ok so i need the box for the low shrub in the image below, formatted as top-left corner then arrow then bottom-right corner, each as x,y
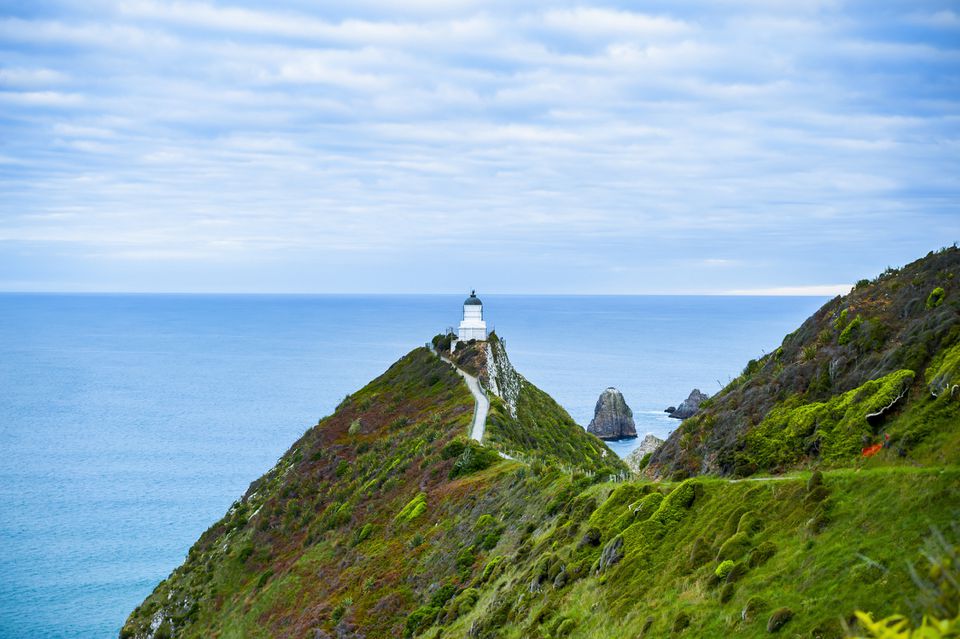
395,493 -> 427,523
809,617 -> 844,639
839,315 -> 863,345
481,556 -> 504,583
715,560 -> 735,580
737,511 -> 764,536
404,605 -> 439,638
720,582 -> 735,603
741,597 -> 768,623
578,527 -> 601,549
352,523 -> 374,546
449,441 -> 500,479
555,618 -> 577,637
767,607 -> 794,632
456,545 -> 476,573
673,611 -> 691,633
717,532 -> 752,561
726,561 -> 748,583
256,570 -> 273,589
429,584 -> 457,608
748,541 -> 777,568
927,287 -> 946,309
689,537 -> 712,568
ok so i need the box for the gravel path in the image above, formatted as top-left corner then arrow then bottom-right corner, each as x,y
428,343 -> 489,443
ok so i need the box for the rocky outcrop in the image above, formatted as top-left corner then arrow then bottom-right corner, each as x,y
587,388 -> 637,440
624,434 -> 665,472
487,333 -> 521,417
666,389 -> 708,420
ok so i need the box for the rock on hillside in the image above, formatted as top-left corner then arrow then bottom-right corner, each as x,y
666,389 -> 709,420
648,246 -> 960,478
588,388 -> 638,440
625,434 -> 665,472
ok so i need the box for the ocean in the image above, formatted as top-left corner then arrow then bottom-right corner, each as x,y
0,293 -> 828,638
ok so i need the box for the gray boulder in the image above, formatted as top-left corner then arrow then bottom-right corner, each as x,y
667,389 -> 709,420
587,387 -> 637,440
624,434 -> 665,472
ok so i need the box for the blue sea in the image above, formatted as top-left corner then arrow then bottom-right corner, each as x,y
0,293 -> 828,638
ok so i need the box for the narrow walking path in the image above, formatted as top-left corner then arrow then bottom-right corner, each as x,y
427,343 -> 489,443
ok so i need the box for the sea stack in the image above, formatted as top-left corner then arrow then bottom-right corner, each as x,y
587,387 -> 637,440
666,388 -> 709,420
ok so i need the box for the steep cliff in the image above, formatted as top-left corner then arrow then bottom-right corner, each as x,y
648,246 -> 960,478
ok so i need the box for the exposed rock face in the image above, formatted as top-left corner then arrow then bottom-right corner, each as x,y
587,387 -> 637,440
487,334 -> 521,418
624,434 -> 665,472
667,389 -> 709,420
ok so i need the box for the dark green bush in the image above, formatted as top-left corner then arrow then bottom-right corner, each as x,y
578,527 -> 601,549
809,617 -> 844,638
449,441 -> 500,479
555,618 -> 577,637
441,438 -> 466,459
404,605 -> 439,638
741,597 -> 768,623
429,583 -> 457,608
767,607 -> 794,632
456,545 -> 476,573
748,541 -> 777,568
717,532 -> 752,561
737,511 -> 764,535
725,561 -> 748,583
256,570 -> 273,589
689,537 -> 712,568
720,582 -> 735,603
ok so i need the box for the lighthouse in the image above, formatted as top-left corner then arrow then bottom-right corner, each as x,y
457,290 -> 488,342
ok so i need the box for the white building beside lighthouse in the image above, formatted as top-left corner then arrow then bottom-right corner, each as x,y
457,290 -> 487,341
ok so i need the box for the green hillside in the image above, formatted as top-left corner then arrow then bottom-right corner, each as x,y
649,245 -> 960,479
123,248 -> 960,639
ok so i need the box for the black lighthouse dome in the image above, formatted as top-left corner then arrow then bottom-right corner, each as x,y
464,290 -> 482,306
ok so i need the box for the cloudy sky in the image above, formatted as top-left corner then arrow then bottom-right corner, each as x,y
1,1 -> 958,293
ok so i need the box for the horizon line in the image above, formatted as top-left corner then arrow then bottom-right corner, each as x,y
0,287 -> 848,298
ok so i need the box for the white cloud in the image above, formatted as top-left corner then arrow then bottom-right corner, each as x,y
0,67 -> 68,87
0,90 -> 84,106
539,8 -> 691,39
0,0 -> 957,292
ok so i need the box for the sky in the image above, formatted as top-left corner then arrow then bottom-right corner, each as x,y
0,1 -> 958,294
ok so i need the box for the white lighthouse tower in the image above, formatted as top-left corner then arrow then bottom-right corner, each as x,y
457,290 -> 487,342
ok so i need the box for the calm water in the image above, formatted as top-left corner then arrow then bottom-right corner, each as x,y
0,293 -> 827,638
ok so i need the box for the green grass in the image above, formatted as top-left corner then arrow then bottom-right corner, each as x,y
443,467 -> 960,639
122,309 -> 960,639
